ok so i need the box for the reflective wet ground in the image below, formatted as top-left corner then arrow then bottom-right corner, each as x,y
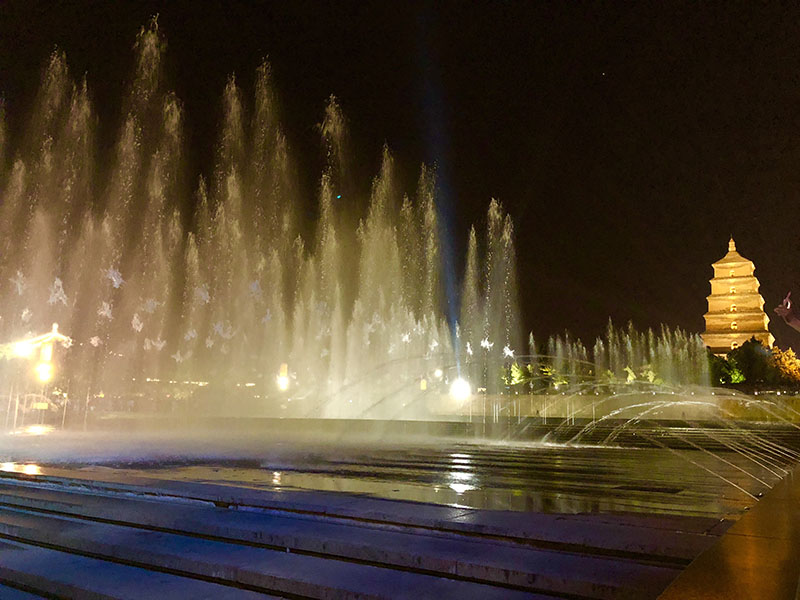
1,426 -> 795,599
133,445 -> 785,518
45,442 -> 793,519
1,425 -> 795,520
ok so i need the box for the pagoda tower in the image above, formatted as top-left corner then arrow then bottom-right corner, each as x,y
702,238 -> 774,355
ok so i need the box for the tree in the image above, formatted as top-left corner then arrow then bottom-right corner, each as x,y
726,337 -> 780,385
770,346 -> 800,385
708,350 -> 745,385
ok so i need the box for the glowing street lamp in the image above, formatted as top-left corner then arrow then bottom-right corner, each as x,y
276,362 -> 290,391
13,341 -> 35,358
449,378 -> 472,402
5,323 -> 70,384
35,361 -> 53,383
2,324 -> 70,431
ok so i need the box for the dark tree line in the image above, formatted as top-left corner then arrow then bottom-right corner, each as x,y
709,337 -> 800,390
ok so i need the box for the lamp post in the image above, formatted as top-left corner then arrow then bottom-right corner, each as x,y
4,323 -> 71,431
276,362 -> 290,391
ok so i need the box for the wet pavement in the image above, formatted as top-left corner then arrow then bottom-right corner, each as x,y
0,426 -> 798,598
96,444 -> 778,519
660,463 -> 800,599
1,432 -> 792,520
0,465 -> 710,599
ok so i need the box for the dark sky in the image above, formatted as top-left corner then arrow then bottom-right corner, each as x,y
2,1 -> 800,347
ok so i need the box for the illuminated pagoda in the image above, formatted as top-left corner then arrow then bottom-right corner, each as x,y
702,238 -> 774,355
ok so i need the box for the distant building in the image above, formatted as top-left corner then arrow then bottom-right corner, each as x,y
702,238 -> 774,355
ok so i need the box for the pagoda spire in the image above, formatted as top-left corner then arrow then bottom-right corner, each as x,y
729,236 -> 736,252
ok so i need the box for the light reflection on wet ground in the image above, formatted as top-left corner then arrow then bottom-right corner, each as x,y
1,424 -> 795,520
0,462 -> 41,475
70,443 -> 786,519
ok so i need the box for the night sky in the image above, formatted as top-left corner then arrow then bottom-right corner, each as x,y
3,1 -> 800,347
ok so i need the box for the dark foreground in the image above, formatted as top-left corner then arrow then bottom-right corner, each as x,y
0,422 -> 796,598
0,464 -> 727,599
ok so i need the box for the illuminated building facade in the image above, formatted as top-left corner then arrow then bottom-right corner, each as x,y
702,238 -> 774,355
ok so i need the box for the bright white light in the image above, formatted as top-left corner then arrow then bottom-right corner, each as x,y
35,362 -> 53,383
449,483 -> 476,494
449,378 -> 471,402
0,463 -> 42,475
433,368 -> 443,379
14,341 -> 34,358
276,374 -> 290,391
22,464 -> 41,476
23,424 -> 53,436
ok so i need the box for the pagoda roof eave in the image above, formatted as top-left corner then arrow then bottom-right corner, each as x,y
711,248 -> 755,266
705,294 -> 764,301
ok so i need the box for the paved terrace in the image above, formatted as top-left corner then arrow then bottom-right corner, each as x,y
0,465 -> 731,599
660,462 -> 800,599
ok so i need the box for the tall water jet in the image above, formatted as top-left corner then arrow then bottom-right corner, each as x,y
0,19 -> 529,421
0,19 -> 717,426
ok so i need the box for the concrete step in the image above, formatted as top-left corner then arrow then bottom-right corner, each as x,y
0,583 -> 48,599
0,479 -> 680,599
0,538 -> 268,599
0,467 -> 726,561
0,506 -> 551,600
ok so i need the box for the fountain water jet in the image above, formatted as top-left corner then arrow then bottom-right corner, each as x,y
0,20 -> 524,421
